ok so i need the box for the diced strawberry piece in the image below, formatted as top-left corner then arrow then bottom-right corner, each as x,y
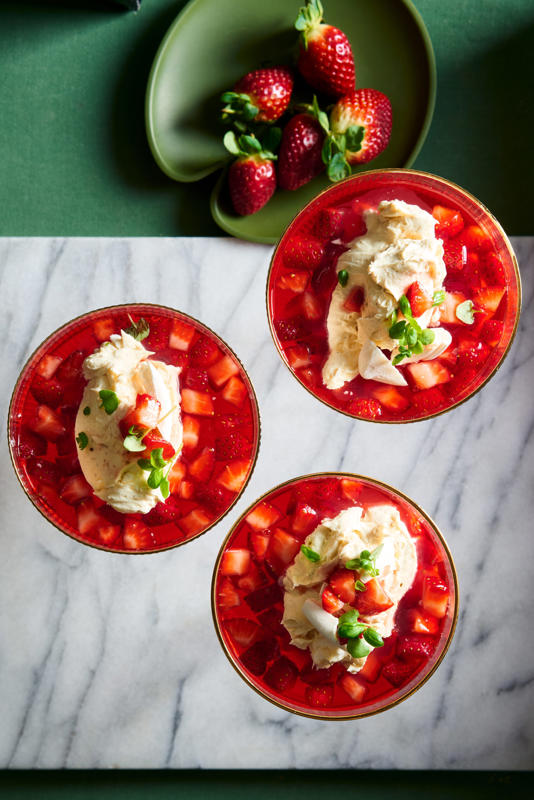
300,291 -> 322,321
195,484 -> 229,514
169,319 -> 197,351
371,386 -> 410,411
269,528 -> 300,565
480,319 -> 504,347
301,663 -> 344,686
142,430 -> 176,460
238,562 -> 265,594
291,502 -> 318,536
322,587 -> 345,614
220,548 -> 251,576
411,387 -> 445,414
224,618 -> 260,648
439,291 -> 468,324
431,205 -> 464,239
178,479 -> 194,499
179,508 -> 211,536
480,252 -> 506,287
339,673 -> 366,703
26,457 -> 60,487
121,393 -> 161,435
406,281 -> 432,317
329,568 -> 356,604
250,530 -> 270,561
30,377 -> 63,406
59,474 -> 92,505
240,638 -> 278,676
17,427 -> 47,458
93,318 -> 114,342
56,351 -> 85,384
36,354 -> 63,379
182,415 -> 200,452
184,368 -> 209,391
438,346 -> 458,368
348,397 -> 383,419
98,523 -> 121,546
246,502 -> 281,531
181,388 -> 214,416
354,578 -> 394,615
282,236 -> 324,271
443,240 -> 468,274
286,344 -> 312,370
456,336 -> 490,368
215,431 -> 251,460
340,478 -> 363,502
357,652 -> 382,682
382,659 -> 420,687
405,361 -> 450,391
274,317 -> 307,343
245,582 -> 282,612
29,405 -> 66,441
56,452 -> 80,475
277,271 -> 309,293
188,446 -> 215,482
406,608 -> 439,635
305,684 -> 334,708
316,206 -> 345,238
342,286 -> 364,313
216,459 -> 251,493
473,286 -> 506,313
208,355 -> 239,388
299,365 -> 320,386
258,608 -> 282,633
189,335 -> 220,367
77,500 -> 104,535
123,517 -> 156,550
264,656 -> 298,692
397,634 -> 436,660
217,577 -> 240,610
421,574 -> 449,618
222,376 -> 247,407
145,495 -> 182,525
461,224 -> 492,252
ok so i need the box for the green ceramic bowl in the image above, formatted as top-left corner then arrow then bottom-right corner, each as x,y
145,0 -> 436,243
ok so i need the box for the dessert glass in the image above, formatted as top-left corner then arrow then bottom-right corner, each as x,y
8,303 -> 260,554
212,472 -> 458,720
267,169 -> 521,422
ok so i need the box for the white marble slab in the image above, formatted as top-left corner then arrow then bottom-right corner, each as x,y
0,236 -> 532,770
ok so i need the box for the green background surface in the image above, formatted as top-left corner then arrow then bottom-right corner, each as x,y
0,0 -> 533,236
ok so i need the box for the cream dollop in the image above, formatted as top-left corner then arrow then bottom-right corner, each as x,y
322,199 -> 452,389
282,505 -> 417,673
74,331 -> 182,514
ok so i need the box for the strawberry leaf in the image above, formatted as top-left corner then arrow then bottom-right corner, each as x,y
327,152 -> 351,182
345,125 -> 364,152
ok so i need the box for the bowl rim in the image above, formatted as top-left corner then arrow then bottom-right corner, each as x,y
8,302 -> 261,556
266,167 -> 522,424
211,470 -> 459,721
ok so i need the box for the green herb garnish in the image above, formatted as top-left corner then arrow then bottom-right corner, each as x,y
456,299 -> 477,325
301,545 -> 320,563
363,628 -> 384,648
337,269 -> 349,288
99,389 -> 119,415
123,426 -> 148,452
432,289 -> 446,307
355,579 -> 366,592
347,637 -> 371,659
346,544 -> 383,578
337,609 -> 363,639
83,406 -> 91,416
389,295 -> 435,365
124,316 -> 150,341
76,432 -> 88,450
137,448 -> 172,493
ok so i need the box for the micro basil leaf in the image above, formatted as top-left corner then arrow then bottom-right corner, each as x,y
99,389 -> 119,415
456,299 -> 476,324
337,269 -> 349,287
412,340 -> 424,355
137,459 -> 153,471
123,435 -> 146,453
76,432 -> 88,450
147,468 -> 164,490
406,326 -> 418,347
150,448 -> 166,469
347,637 -> 371,659
159,477 -> 170,500
363,628 -> 384,648
389,320 -> 407,339
336,609 -> 361,639
300,545 -> 320,563
432,289 -> 446,307
355,580 -> 367,592
124,317 -> 150,342
83,406 -> 91,416
399,295 -> 411,317
420,329 -> 435,346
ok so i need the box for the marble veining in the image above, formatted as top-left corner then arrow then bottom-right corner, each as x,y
0,237 -> 533,769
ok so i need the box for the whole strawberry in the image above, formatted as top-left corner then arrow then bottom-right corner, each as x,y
224,132 -> 277,215
278,99 -> 328,191
330,88 -> 392,166
295,0 -> 355,98
221,67 -> 293,127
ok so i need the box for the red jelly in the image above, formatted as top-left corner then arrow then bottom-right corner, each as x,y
9,304 -> 260,553
268,170 -> 520,422
213,473 -> 457,719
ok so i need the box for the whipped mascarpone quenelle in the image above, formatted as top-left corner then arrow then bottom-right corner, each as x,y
74,331 -> 182,515
322,199 -> 452,389
282,505 -> 417,673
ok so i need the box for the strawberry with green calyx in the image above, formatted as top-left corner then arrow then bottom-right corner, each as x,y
329,88 -> 392,170
221,67 -> 294,130
277,96 -> 328,190
295,0 -> 355,98
224,131 -> 277,216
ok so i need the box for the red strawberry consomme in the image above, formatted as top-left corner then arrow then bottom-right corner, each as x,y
212,473 -> 457,720
8,304 -> 260,553
267,170 -> 520,422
